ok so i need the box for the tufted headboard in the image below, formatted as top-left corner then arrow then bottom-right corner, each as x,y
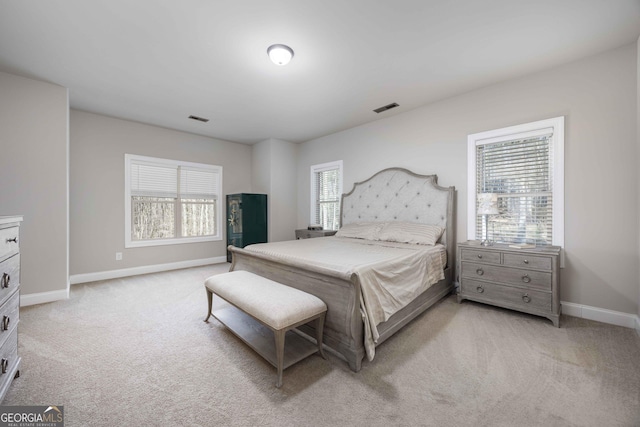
340,167 -> 455,268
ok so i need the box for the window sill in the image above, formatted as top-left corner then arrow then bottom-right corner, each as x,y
125,235 -> 222,248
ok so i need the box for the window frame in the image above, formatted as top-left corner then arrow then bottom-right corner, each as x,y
467,117 -> 564,247
125,154 -> 223,248
309,160 -> 343,231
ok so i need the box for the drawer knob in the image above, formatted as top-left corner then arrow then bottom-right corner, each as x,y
476,286 -> 484,294
476,268 -> 484,276
1,358 -> 8,374
523,259 -> 529,264
522,294 -> 531,303
477,254 -> 482,259
5,237 -> 17,244
1,273 -> 9,289
2,316 -> 9,331
522,274 -> 531,283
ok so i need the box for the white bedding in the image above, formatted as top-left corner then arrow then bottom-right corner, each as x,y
244,236 -> 446,360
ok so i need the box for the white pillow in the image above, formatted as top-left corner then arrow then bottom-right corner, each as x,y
335,222 -> 384,240
377,222 -> 444,246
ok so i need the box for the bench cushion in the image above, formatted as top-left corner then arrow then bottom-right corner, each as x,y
205,271 -> 327,330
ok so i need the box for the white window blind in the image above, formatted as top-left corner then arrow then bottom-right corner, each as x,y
131,162 -> 219,200
179,167 -> 220,200
130,161 -> 178,198
310,161 -> 343,231
476,133 -> 553,245
468,117 -> 564,248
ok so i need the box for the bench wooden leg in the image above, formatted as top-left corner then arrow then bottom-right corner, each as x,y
204,289 -> 213,323
316,313 -> 326,359
274,329 -> 286,388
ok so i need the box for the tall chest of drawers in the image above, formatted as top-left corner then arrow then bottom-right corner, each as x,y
457,241 -> 561,327
0,216 -> 22,401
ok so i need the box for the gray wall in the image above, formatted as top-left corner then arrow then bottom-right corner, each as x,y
0,71 -> 69,297
70,110 -> 252,275
251,138 -> 298,242
297,43 -> 638,315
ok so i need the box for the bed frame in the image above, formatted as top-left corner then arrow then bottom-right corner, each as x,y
229,168 -> 455,372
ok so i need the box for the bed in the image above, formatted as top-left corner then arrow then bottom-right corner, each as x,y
228,167 -> 455,372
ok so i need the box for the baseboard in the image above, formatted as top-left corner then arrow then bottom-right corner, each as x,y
21,286 -> 70,307
69,256 -> 227,285
561,301 -> 640,330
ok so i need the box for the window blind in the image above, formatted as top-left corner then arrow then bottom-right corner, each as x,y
476,133 -> 554,245
314,168 -> 341,230
130,161 -> 178,198
130,162 -> 220,200
179,167 -> 219,200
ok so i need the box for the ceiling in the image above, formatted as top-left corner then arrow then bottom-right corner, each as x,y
1,1 -> 639,145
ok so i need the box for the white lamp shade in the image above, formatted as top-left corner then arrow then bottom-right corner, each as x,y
477,193 -> 499,215
267,44 -> 294,66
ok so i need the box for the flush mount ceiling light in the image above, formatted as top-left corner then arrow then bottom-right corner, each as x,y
267,44 -> 294,66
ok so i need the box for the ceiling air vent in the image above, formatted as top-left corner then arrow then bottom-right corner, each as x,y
373,102 -> 399,114
188,115 -> 209,123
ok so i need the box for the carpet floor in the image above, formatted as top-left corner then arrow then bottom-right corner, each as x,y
5,264 -> 640,426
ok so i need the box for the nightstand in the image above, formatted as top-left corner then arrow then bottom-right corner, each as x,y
295,229 -> 337,239
457,241 -> 561,327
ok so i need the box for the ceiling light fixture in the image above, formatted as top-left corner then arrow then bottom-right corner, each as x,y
267,44 -> 294,66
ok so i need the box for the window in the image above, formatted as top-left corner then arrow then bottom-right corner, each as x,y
125,154 -> 222,247
467,117 -> 564,247
310,160 -> 343,231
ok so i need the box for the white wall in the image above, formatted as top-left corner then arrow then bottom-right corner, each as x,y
637,36 -> 640,326
298,43 -> 638,315
0,71 -> 69,301
251,138 -> 298,242
251,140 -> 271,196
70,110 -> 252,275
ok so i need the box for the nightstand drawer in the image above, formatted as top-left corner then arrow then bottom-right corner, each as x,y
462,261 -> 552,291
460,248 -> 500,264
296,230 -> 315,239
461,280 -> 552,313
295,229 -> 337,239
503,253 -> 552,271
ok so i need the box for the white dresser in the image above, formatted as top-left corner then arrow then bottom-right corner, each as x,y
0,216 -> 22,401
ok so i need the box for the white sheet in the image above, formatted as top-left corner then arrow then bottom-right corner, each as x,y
244,236 -> 446,360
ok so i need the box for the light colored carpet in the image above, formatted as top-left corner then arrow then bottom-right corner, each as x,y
5,264 -> 640,426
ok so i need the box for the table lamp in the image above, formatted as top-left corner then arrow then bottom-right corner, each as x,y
477,193 -> 499,246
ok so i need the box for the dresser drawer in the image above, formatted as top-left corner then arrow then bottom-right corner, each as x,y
462,261 -> 552,291
460,248 -> 500,264
0,328 -> 17,384
0,255 -> 19,307
503,253 -> 552,271
0,291 -> 19,348
461,279 -> 552,313
0,227 -> 19,263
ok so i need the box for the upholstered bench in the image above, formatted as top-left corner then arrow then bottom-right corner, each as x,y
204,270 -> 327,388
